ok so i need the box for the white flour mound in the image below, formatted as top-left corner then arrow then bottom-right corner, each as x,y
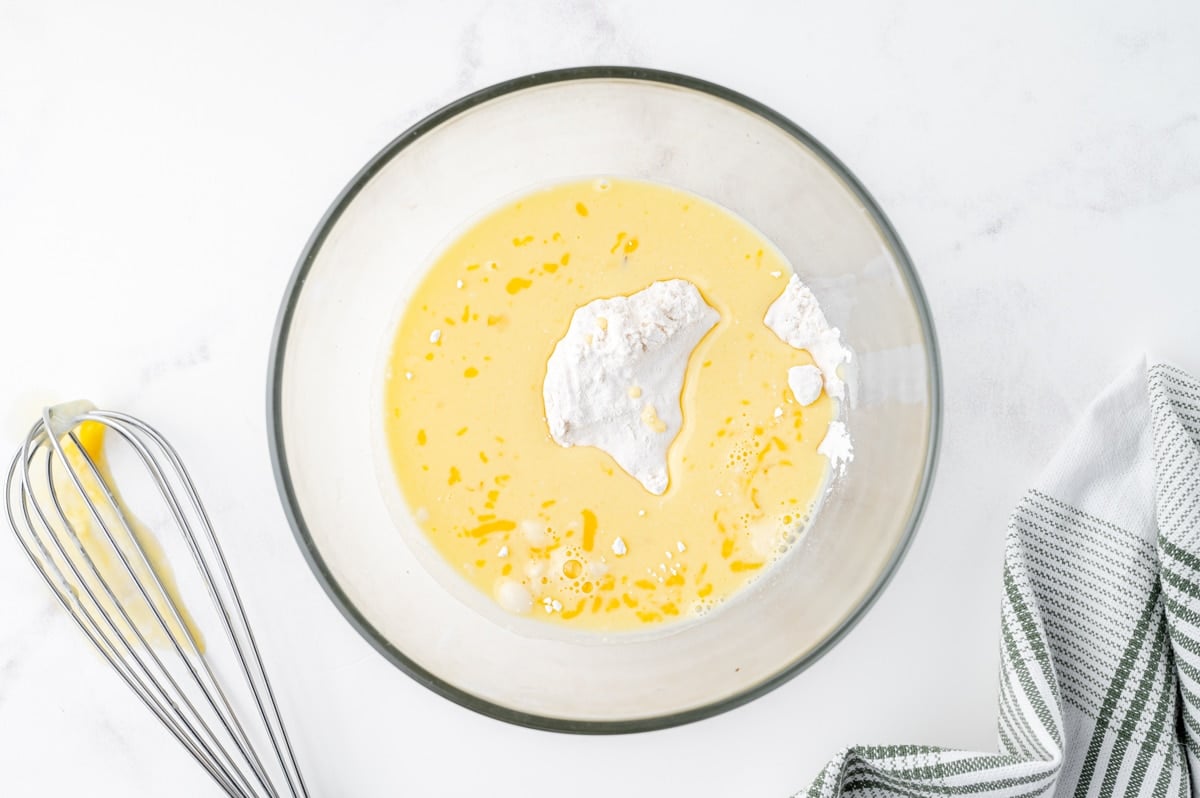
764,274 -> 852,400
543,280 -> 719,495
765,274 -> 854,474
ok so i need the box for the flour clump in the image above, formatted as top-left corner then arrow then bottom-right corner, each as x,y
543,280 -> 719,495
764,274 -> 852,400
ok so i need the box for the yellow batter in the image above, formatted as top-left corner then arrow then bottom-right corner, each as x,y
383,178 -> 835,630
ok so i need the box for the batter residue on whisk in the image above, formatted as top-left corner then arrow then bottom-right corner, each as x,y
45,420 -> 201,649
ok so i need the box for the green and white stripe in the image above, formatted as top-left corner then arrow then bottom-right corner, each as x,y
802,364 -> 1200,798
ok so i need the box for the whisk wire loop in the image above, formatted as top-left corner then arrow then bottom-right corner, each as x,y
5,406 -> 308,798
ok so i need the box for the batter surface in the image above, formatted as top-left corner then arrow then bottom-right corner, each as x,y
383,178 -> 836,630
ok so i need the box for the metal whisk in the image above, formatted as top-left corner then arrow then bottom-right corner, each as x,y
5,402 -> 308,798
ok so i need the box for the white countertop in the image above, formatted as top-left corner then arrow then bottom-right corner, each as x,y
2,1 -> 1199,795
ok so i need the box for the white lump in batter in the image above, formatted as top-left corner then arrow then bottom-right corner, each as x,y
766,274 -> 855,473
764,274 -> 852,399
787,365 -> 824,406
543,279 -> 719,495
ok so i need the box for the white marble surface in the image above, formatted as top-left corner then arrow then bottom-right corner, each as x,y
2,1 -> 1199,795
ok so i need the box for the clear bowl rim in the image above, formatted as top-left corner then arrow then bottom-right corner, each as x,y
266,65 -> 943,734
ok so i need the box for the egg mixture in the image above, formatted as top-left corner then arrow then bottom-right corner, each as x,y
383,178 -> 838,630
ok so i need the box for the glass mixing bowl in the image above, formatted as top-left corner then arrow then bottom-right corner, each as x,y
268,67 -> 940,732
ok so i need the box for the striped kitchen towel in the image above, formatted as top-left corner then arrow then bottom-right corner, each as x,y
804,362 -> 1200,797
